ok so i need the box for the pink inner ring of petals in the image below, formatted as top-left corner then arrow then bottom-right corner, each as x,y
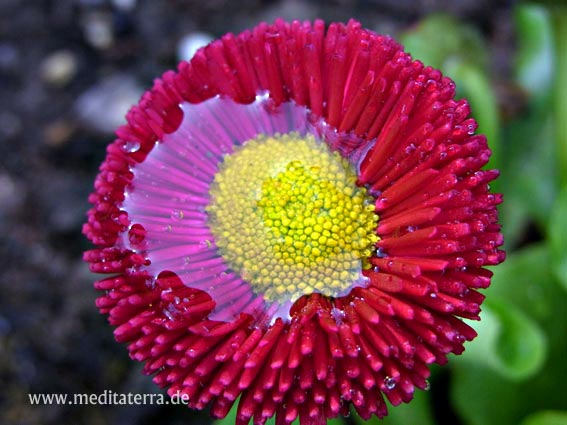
118,93 -> 375,323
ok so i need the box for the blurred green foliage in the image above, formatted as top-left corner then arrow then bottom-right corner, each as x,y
215,3 -> 566,424
400,3 -> 567,425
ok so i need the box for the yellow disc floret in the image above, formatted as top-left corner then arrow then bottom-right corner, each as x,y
207,133 -> 379,303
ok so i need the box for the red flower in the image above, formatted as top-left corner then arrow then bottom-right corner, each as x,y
83,19 -> 505,425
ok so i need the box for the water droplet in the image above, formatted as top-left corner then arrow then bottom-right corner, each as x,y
424,380 -> 431,391
384,376 -> 396,390
331,307 -> 345,325
406,226 -> 416,233
171,209 -> 184,221
375,247 -> 388,258
430,292 -> 437,298
404,143 -> 416,154
127,223 -> 146,248
122,140 -> 140,153
163,307 -> 175,321
145,277 -> 156,289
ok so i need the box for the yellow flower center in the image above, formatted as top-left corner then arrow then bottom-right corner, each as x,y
207,133 -> 379,303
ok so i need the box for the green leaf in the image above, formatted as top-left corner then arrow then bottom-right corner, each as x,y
452,345 -> 567,425
515,4 -> 554,97
452,363 -> 524,425
377,390 -> 435,425
400,14 -> 488,71
214,402 -> 346,425
500,112 -> 556,248
452,244 -> 567,425
458,298 -> 547,381
351,389 -> 435,425
521,411 -> 567,425
550,6 -> 567,187
213,399 -> 239,425
549,186 -> 567,291
498,4 -> 557,248
488,244 -> 563,322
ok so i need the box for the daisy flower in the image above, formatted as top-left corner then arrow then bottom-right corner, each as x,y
83,19 -> 505,425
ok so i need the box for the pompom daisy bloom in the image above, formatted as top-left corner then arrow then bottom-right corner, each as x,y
84,19 -> 505,424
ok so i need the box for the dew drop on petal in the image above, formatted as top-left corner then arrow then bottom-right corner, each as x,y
404,143 -> 416,154
163,306 -> 175,321
376,247 -> 388,258
384,376 -> 396,390
144,277 -> 156,289
331,307 -> 345,325
171,209 -> 184,221
127,223 -> 146,248
122,140 -> 141,153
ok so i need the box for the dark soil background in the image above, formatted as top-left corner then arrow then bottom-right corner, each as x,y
0,1 -> 515,424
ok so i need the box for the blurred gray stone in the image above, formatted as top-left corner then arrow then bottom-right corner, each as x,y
33,171 -> 92,234
258,0 -> 318,26
177,32 -> 213,62
40,50 -> 78,87
111,0 -> 137,12
0,43 -> 19,74
74,74 -> 143,134
81,10 -> 114,50
0,111 -> 22,140
0,174 -> 25,222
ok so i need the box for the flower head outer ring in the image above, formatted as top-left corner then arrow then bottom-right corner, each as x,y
83,18 -> 505,425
